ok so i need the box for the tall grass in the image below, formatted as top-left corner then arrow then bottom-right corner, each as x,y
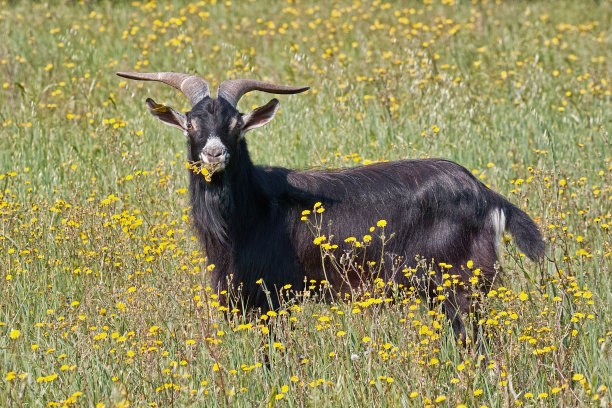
0,0 -> 610,406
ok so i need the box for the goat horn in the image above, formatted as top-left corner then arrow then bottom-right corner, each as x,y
116,72 -> 210,107
217,79 -> 309,108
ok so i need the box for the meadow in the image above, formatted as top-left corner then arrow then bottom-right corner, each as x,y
1,0 -> 611,406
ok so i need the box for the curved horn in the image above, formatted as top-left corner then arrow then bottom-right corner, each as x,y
217,79 -> 309,107
116,72 -> 210,107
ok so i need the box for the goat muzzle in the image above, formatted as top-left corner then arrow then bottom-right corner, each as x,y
199,140 -> 229,171
202,147 -> 227,164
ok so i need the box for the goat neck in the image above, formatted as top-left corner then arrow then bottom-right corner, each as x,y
188,138 -> 265,247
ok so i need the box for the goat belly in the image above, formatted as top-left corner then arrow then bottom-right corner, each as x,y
286,158 -> 499,290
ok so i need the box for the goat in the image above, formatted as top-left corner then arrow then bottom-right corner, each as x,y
118,71 -> 545,344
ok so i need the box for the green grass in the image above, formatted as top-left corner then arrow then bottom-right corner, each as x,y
1,0 -> 610,407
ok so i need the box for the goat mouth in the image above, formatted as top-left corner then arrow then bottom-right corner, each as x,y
187,159 -> 225,181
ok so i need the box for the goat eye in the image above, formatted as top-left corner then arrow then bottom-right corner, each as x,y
186,122 -> 193,130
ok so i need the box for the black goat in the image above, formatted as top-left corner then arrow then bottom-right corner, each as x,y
118,71 -> 545,344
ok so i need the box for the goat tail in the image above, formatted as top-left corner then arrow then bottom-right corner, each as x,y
493,200 -> 545,261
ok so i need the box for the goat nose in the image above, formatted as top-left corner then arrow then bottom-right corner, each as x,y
208,148 -> 224,158
204,146 -> 226,162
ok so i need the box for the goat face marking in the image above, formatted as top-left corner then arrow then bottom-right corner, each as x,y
185,98 -> 244,174
184,98 -> 241,175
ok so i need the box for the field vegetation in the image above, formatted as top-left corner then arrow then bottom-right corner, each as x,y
0,0 -> 610,406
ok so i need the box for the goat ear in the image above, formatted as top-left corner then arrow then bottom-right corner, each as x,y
146,98 -> 187,131
240,98 -> 279,133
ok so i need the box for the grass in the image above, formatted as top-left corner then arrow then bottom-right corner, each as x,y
0,0 -> 610,406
